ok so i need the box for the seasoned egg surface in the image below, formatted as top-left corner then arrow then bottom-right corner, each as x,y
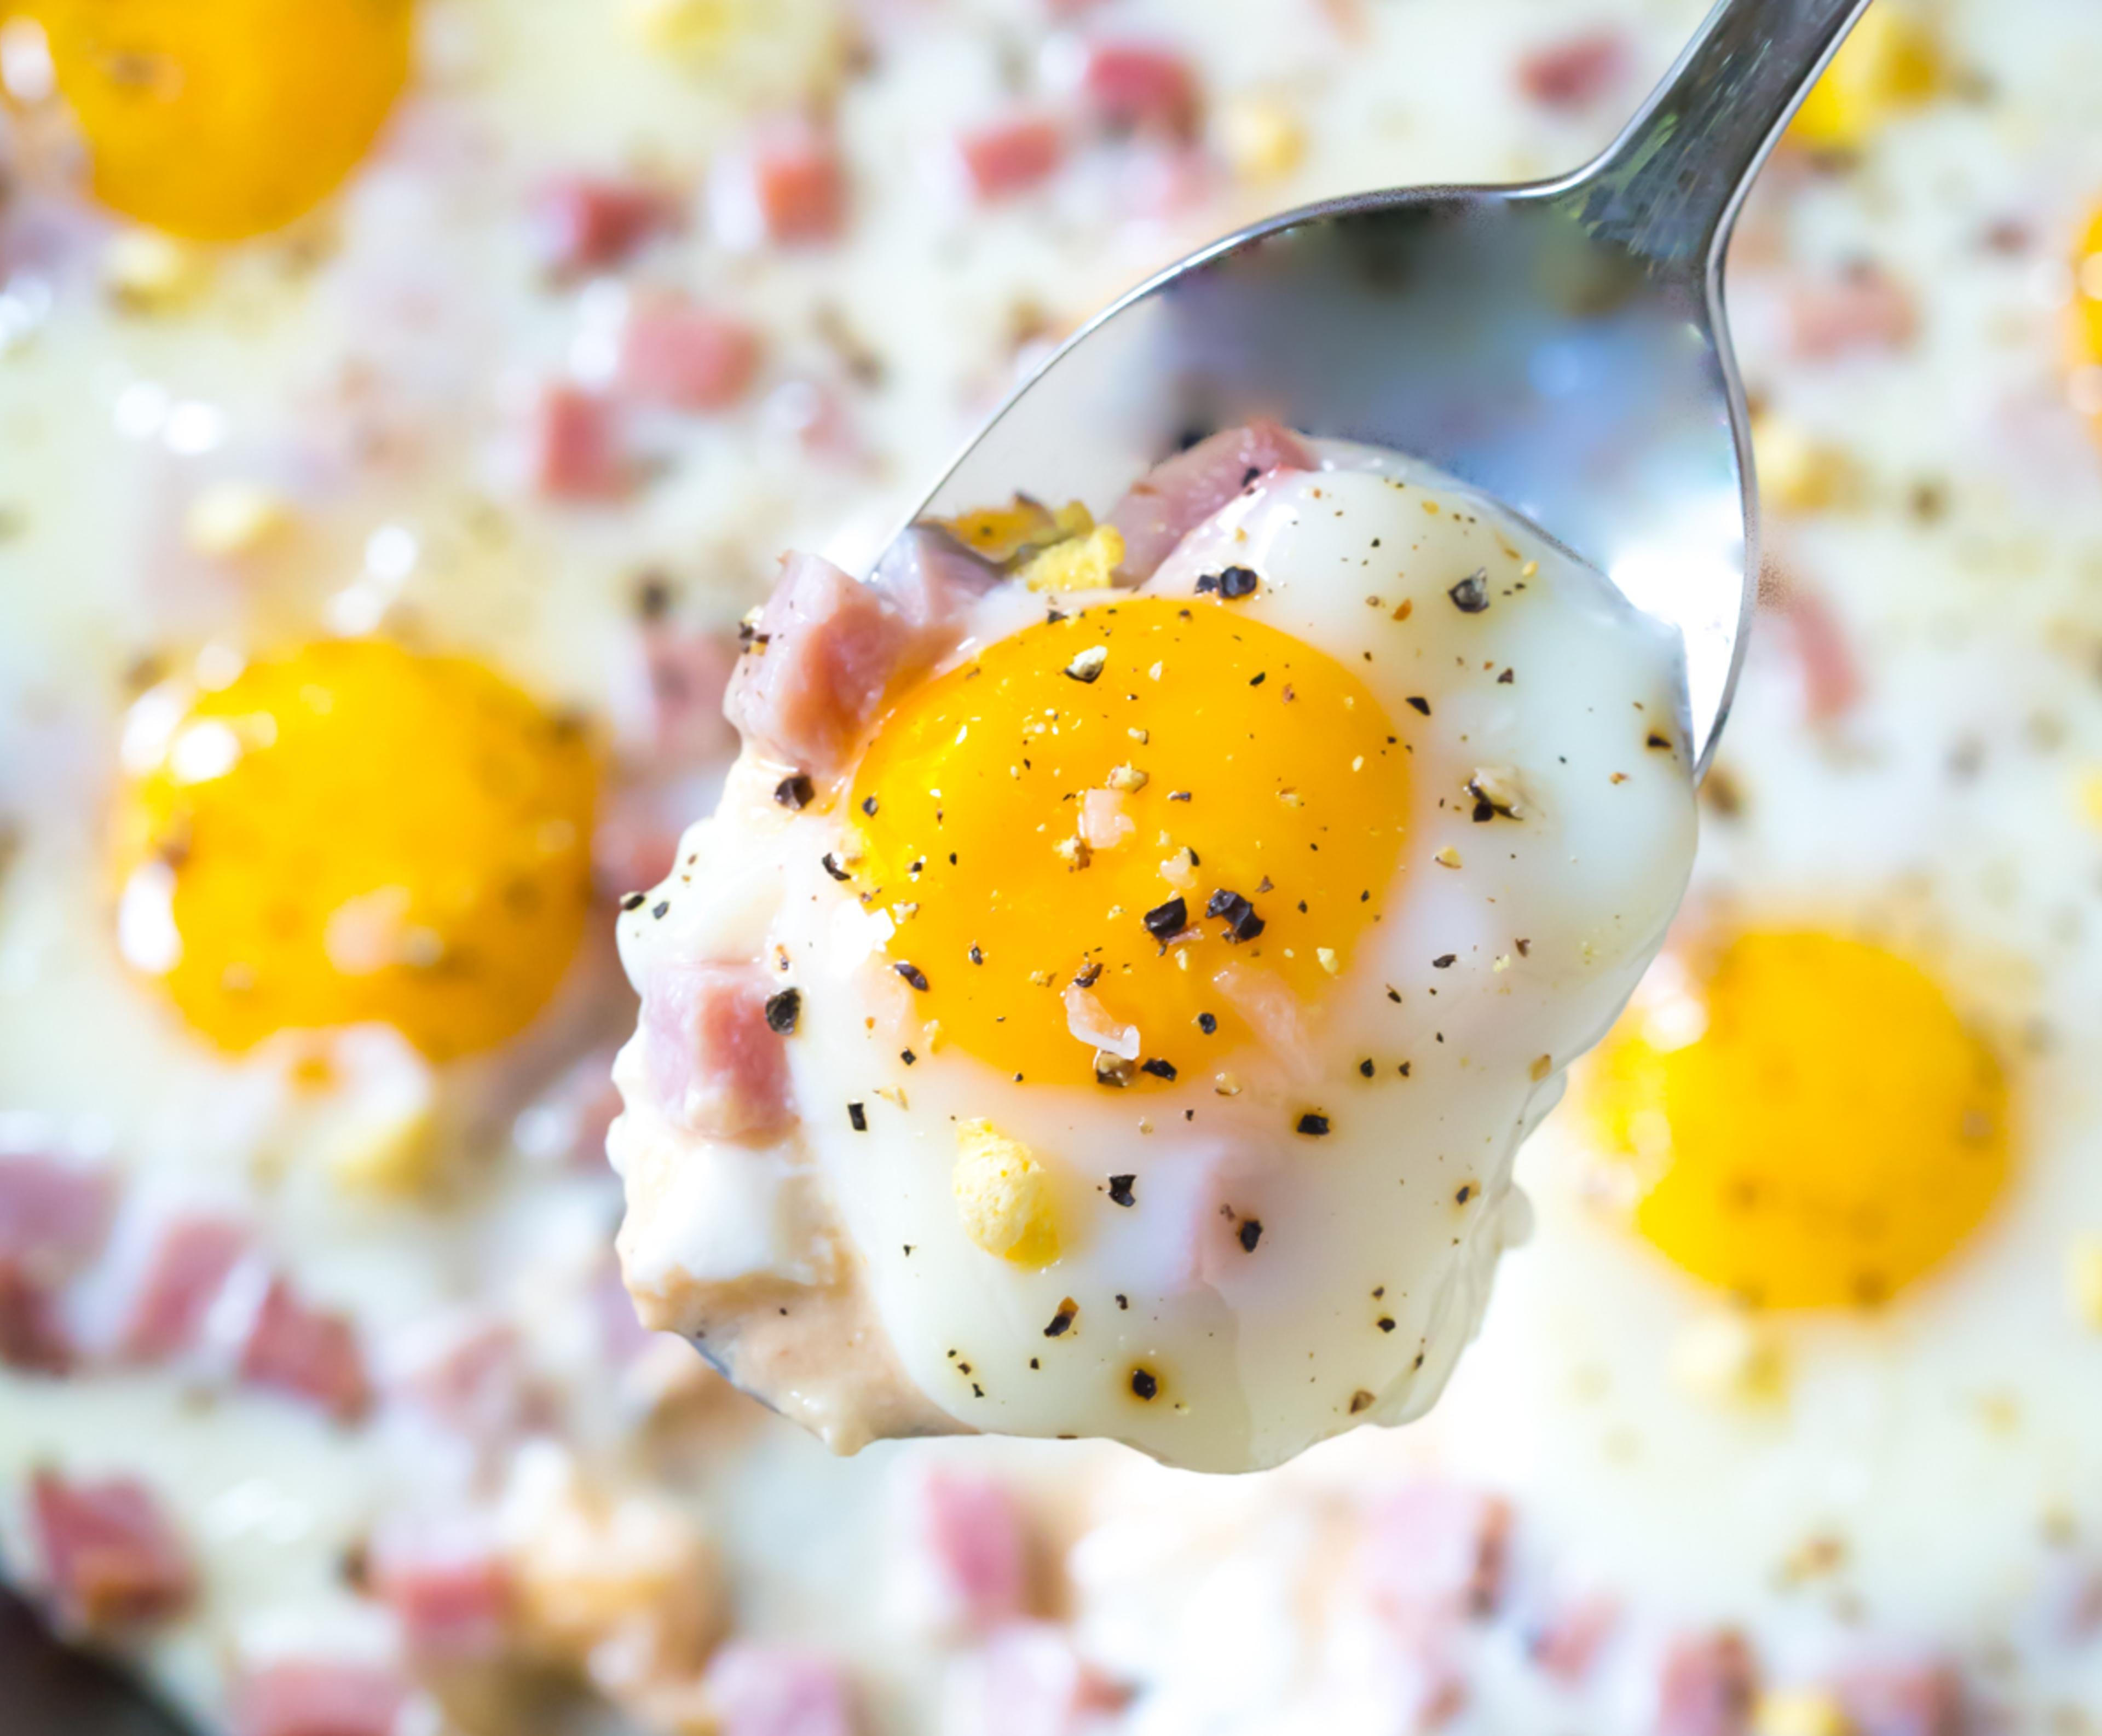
610,440 -> 1697,1472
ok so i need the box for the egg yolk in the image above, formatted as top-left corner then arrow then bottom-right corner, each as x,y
114,639 -> 599,1060
1587,931 -> 2009,1310
846,597 -> 1407,1088
27,0 -> 412,241
1786,9 -> 1941,153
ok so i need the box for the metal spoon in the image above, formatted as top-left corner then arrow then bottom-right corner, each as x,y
906,0 -> 1871,775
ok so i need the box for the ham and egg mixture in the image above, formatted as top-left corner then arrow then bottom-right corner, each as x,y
7,0 -> 2102,1732
611,429 -> 1695,1470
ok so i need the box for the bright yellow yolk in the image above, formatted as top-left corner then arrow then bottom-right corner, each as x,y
114,639 -> 599,1060
1588,931 -> 2010,1310
27,0 -> 413,241
2070,203 -> 2102,424
1786,8 -> 1941,153
847,597 -> 1406,1088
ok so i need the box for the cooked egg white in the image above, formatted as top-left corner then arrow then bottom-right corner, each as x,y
611,442 -> 1697,1472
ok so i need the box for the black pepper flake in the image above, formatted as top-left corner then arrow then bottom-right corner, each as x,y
1238,1218 -> 1263,1252
847,1101 -> 867,1131
1167,790 -> 1192,802
1359,1058 -> 1375,1078
1142,896 -> 1188,941
1065,645 -> 1108,683
1217,566 -> 1258,598
1249,671 -> 1267,687
1456,1184 -> 1473,1204
1115,1294 -> 1129,1310
1350,1390 -> 1375,1414
1377,1316 -> 1397,1333
861,795 -> 879,816
1497,668 -> 1515,684
1108,1174 -> 1137,1207
1296,1112 -> 1331,1137
1095,1053 -> 1137,1088
1044,1299 -> 1079,1338
969,944 -> 984,965
1448,569 -> 1489,613
619,891 -> 646,912
1406,696 -> 1431,716
894,961 -> 930,991
775,772 -> 816,809
1432,954 -> 1457,969
651,900 -> 671,919
1197,1012 -> 1218,1034
1647,733 -> 1672,751
1140,1058 -> 1177,1081
1205,889 -> 1265,942
1386,987 -> 1402,1003
900,1049 -> 916,1065
1130,1368 -> 1160,1400
1074,960 -> 1103,988
821,852 -> 851,882
764,988 -> 801,1034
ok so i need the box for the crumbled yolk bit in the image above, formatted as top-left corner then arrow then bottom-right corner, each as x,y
1750,413 -> 1864,515
1787,8 -> 1942,152
1752,1689 -> 1852,1736
114,638 -> 599,1061
2069,203 -> 2102,425
1216,94 -> 1304,183
850,597 -> 1407,1086
31,0 -> 412,240
1668,1312 -> 1788,1410
1588,931 -> 2009,1310
1018,524 -> 1127,594
952,1119 -> 1059,1265
936,497 -> 1093,566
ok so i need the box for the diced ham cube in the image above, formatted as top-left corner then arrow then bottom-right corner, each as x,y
719,122 -> 847,247
1531,1593 -> 1620,1685
1080,42 -> 1201,139
0,1155 -> 114,1279
1655,1631 -> 1757,1736
239,1279 -> 372,1423
706,1642 -> 857,1736
1787,263 -> 1919,359
529,384 -> 631,502
955,117 -> 1066,202
30,1471 -> 194,1631
640,960 -> 794,1140
0,1265 -> 73,1373
528,175 -> 679,278
371,1528 -> 513,1658
623,626 -> 741,769
238,1662 -> 409,1736
915,1471 -> 1031,1630
1361,1483 -> 1511,1621
1762,575 -> 1862,722
870,526 -> 1003,643
726,552 -> 910,777
619,301 -> 763,412
121,1216 -> 246,1363
1517,32 -> 1630,109
1111,419 -> 1315,580
394,1320 -> 532,1439
1834,1659 -> 1969,1736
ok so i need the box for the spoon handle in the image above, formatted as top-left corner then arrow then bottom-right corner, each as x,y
1568,0 -> 1871,271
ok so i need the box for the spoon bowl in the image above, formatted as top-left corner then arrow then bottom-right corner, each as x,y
910,0 -> 1874,773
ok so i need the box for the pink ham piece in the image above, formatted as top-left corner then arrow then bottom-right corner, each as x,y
529,384 -> 630,501
1787,263 -> 1919,359
30,1471 -> 194,1631
640,960 -> 794,1140
238,1663 -> 409,1736
1762,576 -> 1862,722
1516,32 -> 1629,109
870,526 -> 1004,644
1110,419 -> 1315,581
239,1278 -> 372,1423
1833,1660 -> 1970,1736
1655,1631 -> 1758,1736
620,301 -> 763,412
528,175 -> 678,279
705,1642 -> 857,1736
0,1155 -> 112,1374
1531,1593 -> 1620,1685
948,1623 -> 1126,1736
122,1216 -> 246,1363
371,1529 -> 513,1658
1361,1484 -> 1511,1622
1079,42 -> 1201,139
955,117 -> 1065,202
914,1470 -> 1031,1630
394,1320 -> 534,1439
721,121 -> 847,246
726,553 -> 909,777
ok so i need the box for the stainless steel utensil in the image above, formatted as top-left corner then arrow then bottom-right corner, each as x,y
907,0 -> 1873,774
